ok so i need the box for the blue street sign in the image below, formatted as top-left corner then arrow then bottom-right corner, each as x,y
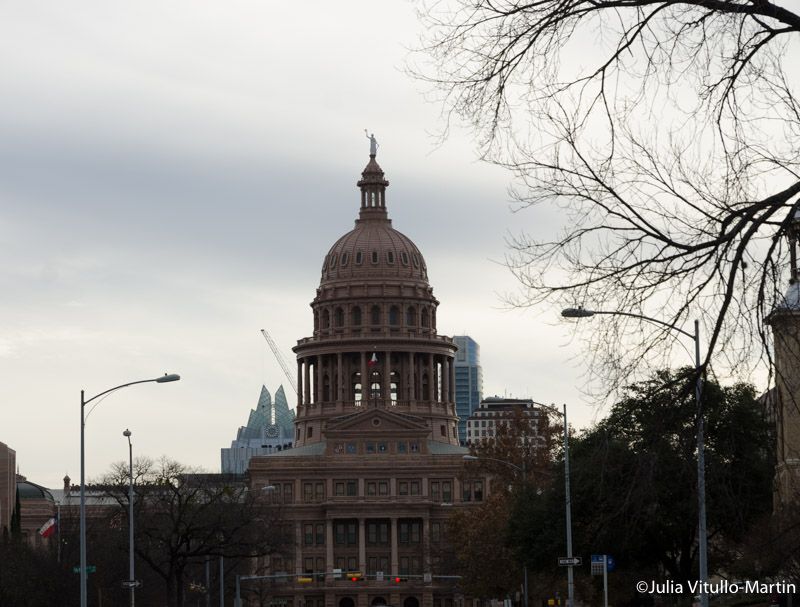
590,555 -> 615,572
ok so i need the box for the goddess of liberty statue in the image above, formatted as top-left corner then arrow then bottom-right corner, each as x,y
364,129 -> 379,156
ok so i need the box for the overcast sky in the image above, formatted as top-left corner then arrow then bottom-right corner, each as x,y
1,1 -> 599,488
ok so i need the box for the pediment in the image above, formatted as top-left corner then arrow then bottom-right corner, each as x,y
326,407 -> 429,434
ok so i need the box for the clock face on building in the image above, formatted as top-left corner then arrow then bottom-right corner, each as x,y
265,425 -> 279,438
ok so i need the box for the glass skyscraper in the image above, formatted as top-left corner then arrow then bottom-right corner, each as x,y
453,335 -> 483,445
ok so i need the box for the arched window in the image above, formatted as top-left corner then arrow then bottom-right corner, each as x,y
323,309 -> 331,329
421,373 -> 430,401
351,306 -> 362,326
314,311 -> 319,331
355,250 -> 363,265
389,306 -> 399,325
387,251 -> 395,264
406,306 -> 416,326
352,372 -> 362,403
369,370 -> 382,399
371,305 -> 381,325
371,251 -> 379,264
421,308 -> 430,328
390,371 -> 399,403
335,307 -> 344,327
341,252 -> 349,267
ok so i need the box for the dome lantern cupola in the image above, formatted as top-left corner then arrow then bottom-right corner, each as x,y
357,150 -> 390,222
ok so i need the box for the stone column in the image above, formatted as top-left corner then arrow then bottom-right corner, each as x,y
326,520 -> 334,574
358,518 -> 367,574
360,352 -> 368,405
422,517 -> 431,576
295,522 -> 303,573
390,517 -> 399,575
297,360 -> 303,408
442,357 -> 449,407
409,352 -> 416,404
337,352 -> 344,404
315,355 -> 323,404
450,358 -> 456,404
383,350 -> 392,404
303,359 -> 311,406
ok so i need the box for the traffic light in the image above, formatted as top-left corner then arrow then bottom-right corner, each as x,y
297,576 -> 313,584
392,576 -> 407,583
348,572 -> 363,582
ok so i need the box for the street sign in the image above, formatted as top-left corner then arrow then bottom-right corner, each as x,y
591,555 -> 614,574
73,565 -> 96,574
558,557 -> 582,566
121,580 -> 142,589
376,571 -> 384,581
423,573 -> 432,583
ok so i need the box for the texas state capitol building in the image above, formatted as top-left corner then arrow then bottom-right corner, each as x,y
248,147 -> 489,607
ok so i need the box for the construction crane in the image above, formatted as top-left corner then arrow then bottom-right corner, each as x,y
260,329 -> 298,395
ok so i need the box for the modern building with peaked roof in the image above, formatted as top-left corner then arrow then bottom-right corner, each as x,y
221,384 -> 296,474
247,148 -> 491,607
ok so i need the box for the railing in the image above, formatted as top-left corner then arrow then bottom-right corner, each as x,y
296,332 -> 454,346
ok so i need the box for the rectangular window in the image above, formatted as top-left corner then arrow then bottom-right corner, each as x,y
431,522 -> 441,544
335,523 -> 346,545
366,441 -> 376,454
474,480 -> 483,501
463,481 -> 472,502
399,481 -> 408,496
378,481 -> 388,496
348,556 -> 357,571
397,441 -> 407,453
442,481 -> 452,503
316,523 -> 325,545
430,481 -> 440,502
315,482 -> 324,502
303,483 -> 314,503
335,482 -> 345,496
410,441 -> 419,453
304,524 -> 314,545
346,442 -> 357,454
283,483 -> 293,504
366,481 -> 376,496
410,480 -> 421,495
347,522 -> 357,545
347,480 -> 357,496
367,522 -> 389,545
304,557 -> 314,574
378,441 -> 387,452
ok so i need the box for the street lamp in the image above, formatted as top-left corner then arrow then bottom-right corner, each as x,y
80,373 -> 180,607
562,307 -> 707,607
463,455 -> 529,607
123,429 -> 135,607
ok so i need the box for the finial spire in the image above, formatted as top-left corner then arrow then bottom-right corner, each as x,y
365,129 -> 379,157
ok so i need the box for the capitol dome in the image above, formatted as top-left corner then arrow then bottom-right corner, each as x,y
291,148 -> 459,449
320,157 -> 428,286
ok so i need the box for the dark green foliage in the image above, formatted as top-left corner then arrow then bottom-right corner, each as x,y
509,369 -> 773,599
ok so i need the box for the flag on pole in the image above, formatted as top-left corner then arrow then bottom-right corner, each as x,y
367,352 -> 378,367
38,517 -> 57,538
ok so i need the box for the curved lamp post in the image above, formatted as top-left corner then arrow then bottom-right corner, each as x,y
562,307 -> 707,607
80,373 -> 180,607
123,429 -> 135,606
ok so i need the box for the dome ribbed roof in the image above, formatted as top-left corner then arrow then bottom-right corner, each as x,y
319,155 -> 429,286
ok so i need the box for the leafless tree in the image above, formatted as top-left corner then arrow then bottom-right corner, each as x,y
101,457 -> 291,607
416,0 -> 800,393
